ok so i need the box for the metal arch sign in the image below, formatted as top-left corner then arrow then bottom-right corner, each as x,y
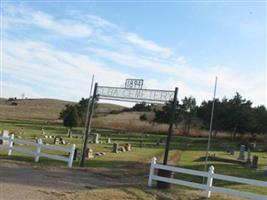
96,86 -> 176,103
80,79 -> 179,167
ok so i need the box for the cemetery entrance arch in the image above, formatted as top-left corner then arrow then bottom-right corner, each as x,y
79,79 -> 178,167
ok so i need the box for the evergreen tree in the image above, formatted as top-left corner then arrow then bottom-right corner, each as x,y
63,106 -> 79,138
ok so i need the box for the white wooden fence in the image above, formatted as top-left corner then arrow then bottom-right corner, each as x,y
148,157 -> 267,200
0,134 -> 76,167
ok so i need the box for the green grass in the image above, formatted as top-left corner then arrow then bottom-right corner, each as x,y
1,118 -> 267,199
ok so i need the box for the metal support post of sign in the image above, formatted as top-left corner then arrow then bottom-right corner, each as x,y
163,87 -> 178,165
79,83 -> 98,167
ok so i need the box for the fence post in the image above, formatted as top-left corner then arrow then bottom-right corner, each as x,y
8,134 -> 14,156
148,157 -> 157,187
35,138 -> 43,162
68,144 -> 76,168
206,165 -> 214,198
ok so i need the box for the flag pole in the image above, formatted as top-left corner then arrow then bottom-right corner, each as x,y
203,76 -> 218,182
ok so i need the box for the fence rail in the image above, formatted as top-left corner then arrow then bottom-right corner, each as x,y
0,134 -> 75,167
148,157 -> 267,200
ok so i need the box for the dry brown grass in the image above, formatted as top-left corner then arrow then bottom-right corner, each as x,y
60,187 -> 249,200
0,98 -> 74,120
92,112 -> 265,140
93,112 -> 169,133
0,98 -> 125,121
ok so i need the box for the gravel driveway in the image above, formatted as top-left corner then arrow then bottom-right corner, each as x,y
0,160 -> 125,200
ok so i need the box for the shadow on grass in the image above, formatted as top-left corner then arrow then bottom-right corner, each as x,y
194,156 -> 246,165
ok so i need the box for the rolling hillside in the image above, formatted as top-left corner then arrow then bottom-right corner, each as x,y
0,98 -> 125,120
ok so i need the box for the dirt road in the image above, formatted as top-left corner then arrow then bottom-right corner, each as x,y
0,160 -> 132,200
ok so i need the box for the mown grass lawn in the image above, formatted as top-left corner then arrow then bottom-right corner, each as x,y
1,119 -> 267,199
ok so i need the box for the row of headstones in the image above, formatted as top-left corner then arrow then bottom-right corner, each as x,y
42,128 -> 75,145
0,129 -> 69,146
74,142 -> 132,160
42,131 -> 112,145
112,143 -> 131,153
0,130 -> 10,145
73,147 -> 107,160
238,145 -> 258,168
90,133 -> 111,144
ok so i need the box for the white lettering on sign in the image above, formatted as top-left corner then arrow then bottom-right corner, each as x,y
97,86 -> 175,103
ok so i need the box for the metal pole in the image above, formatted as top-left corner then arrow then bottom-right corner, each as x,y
163,87 -> 178,165
79,83 -> 98,167
83,75 -> 94,134
203,76 -> 218,181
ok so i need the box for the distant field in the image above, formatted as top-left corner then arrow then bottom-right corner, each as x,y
0,98 -> 125,121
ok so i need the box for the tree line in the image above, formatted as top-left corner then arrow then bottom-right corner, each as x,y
140,92 -> 267,138
59,93 -> 267,139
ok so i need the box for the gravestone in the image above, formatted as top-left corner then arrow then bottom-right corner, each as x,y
54,137 -> 60,145
107,138 -> 111,144
264,167 -> 267,176
250,142 -> 257,150
246,148 -> 251,164
73,148 -> 78,161
251,156 -> 258,169
124,143 -> 131,151
67,129 -> 72,138
0,130 -> 9,145
61,138 -> 66,145
112,143 -> 119,153
53,136 -> 66,145
237,145 -> 245,161
37,138 -> 43,144
120,146 -> 126,152
85,148 -> 94,159
93,133 -> 100,144
41,128 -> 45,135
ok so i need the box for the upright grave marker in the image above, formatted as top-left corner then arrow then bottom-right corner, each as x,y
0,130 -> 10,145
238,145 -> 245,161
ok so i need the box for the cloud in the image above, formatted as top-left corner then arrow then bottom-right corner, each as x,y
123,33 -> 172,57
32,11 -> 92,38
3,39 -> 131,100
4,6 -> 92,38
2,4 -> 266,106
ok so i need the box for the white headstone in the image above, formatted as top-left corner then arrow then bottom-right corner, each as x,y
238,145 -> 245,161
93,133 -> 99,144
1,130 -> 10,145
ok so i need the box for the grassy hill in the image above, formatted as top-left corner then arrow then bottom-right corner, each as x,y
0,98 -> 125,121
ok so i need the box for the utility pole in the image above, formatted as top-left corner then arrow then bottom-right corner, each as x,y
163,87 -> 178,165
79,83 -> 98,167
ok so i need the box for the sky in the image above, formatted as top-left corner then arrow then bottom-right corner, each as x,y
1,0 -> 266,106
